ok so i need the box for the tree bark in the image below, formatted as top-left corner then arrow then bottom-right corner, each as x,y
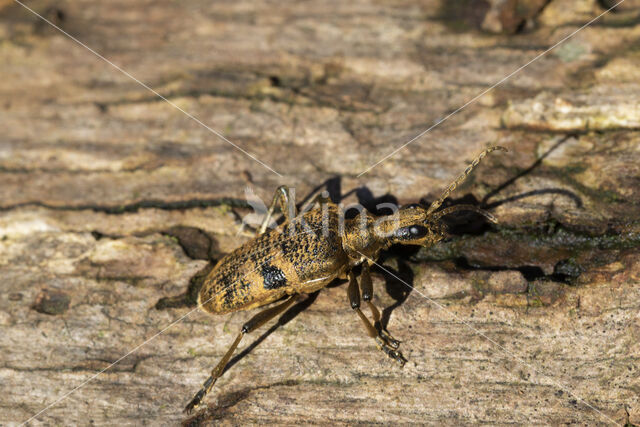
1,0 -> 639,425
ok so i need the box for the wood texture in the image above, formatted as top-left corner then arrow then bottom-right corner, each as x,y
1,0 -> 639,425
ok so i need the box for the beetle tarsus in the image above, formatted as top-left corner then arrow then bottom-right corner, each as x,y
379,330 -> 401,349
376,336 -> 407,366
184,389 -> 205,413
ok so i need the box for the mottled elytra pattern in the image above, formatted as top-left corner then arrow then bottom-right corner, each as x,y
198,205 -> 349,314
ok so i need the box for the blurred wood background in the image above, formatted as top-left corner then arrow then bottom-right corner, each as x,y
1,0 -> 640,424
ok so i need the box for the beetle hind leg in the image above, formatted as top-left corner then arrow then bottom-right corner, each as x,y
347,270 -> 406,366
184,295 -> 299,413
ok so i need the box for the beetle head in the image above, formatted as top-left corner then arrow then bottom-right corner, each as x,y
373,145 -> 507,248
378,203 -> 496,247
380,204 -> 441,246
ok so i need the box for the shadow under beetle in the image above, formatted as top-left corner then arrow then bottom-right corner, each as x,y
185,146 -> 508,412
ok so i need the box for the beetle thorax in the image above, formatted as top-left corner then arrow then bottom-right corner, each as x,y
341,213 -> 386,263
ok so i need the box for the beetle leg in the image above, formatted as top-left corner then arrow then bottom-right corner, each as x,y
298,189 -> 331,214
360,263 -> 400,350
259,185 -> 297,234
347,271 -> 406,366
184,295 -> 299,413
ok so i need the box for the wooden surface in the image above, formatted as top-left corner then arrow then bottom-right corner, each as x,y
1,0 -> 640,425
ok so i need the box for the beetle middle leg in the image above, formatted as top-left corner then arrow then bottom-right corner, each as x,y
298,188 -> 331,214
184,294 -> 300,413
347,270 -> 406,366
259,185 -> 332,235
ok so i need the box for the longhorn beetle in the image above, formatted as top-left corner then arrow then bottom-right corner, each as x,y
184,146 -> 508,412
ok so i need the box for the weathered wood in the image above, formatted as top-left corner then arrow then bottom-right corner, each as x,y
1,0 -> 639,425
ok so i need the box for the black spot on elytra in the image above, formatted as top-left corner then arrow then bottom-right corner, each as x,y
262,265 -> 287,290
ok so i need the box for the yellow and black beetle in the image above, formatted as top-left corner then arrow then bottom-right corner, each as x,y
185,146 -> 507,412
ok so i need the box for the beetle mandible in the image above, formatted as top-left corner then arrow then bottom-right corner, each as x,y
184,146 -> 508,412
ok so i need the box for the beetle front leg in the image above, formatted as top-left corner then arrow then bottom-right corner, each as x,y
347,271 -> 406,366
360,263 -> 400,350
184,295 -> 299,413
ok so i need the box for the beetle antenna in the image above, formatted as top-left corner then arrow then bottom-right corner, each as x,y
430,204 -> 497,224
426,146 -> 508,215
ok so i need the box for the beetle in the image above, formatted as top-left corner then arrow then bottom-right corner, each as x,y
184,146 -> 508,412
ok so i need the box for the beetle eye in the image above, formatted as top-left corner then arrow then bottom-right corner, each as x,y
395,225 -> 429,240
